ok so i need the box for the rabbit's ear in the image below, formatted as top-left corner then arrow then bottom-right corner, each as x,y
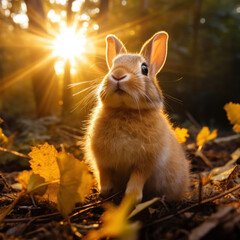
105,35 -> 127,69
140,31 -> 168,76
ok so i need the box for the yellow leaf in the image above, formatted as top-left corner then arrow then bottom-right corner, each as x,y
224,102 -> 240,133
196,127 -> 217,147
0,128 -> 8,145
174,127 -> 189,144
128,197 -> 160,219
233,124 -> 240,133
29,143 -> 60,182
17,170 -> 32,190
43,183 -> 59,203
17,171 -> 47,195
27,173 -> 47,195
57,152 -> 93,219
224,102 -> 240,125
85,194 -> 140,240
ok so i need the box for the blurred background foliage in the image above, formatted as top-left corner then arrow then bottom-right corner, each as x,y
0,0 -> 239,133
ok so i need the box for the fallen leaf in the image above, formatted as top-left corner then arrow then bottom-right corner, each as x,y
174,127 -> 189,144
27,173 -> 47,195
57,152 -> 93,219
196,127 -> 217,147
43,183 -> 59,203
224,102 -> 240,133
29,143 -> 60,182
231,148 -> 240,161
85,194 -> 140,240
17,170 -> 32,190
210,165 -> 237,181
207,149 -> 240,182
0,128 -> 8,146
128,197 -> 159,219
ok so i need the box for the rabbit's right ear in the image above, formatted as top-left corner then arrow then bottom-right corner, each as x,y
140,31 -> 168,76
105,35 -> 127,69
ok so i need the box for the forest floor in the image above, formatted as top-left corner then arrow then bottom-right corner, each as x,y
0,118 -> 240,240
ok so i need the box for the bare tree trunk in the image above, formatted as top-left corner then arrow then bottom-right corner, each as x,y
192,0 -> 203,92
98,0 -> 109,34
140,0 -> 149,43
62,0 -> 74,116
25,0 -> 59,117
96,0 -> 109,71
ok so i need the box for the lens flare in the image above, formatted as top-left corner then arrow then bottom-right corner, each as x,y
53,27 -> 86,61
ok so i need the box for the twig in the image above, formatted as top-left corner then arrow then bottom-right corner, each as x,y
0,191 -> 25,223
3,191 -> 121,223
146,183 -> 240,227
195,149 -> 213,168
0,146 -> 29,159
213,134 -> 240,143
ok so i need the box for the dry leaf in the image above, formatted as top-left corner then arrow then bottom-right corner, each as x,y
57,152 -> 93,219
17,170 -> 32,190
128,197 -> 159,219
174,127 -> 189,144
210,165 -> 237,181
29,143 -> 60,182
224,102 -> 240,133
27,173 -> 47,195
196,127 -> 217,147
43,183 -> 59,203
85,194 -> 140,240
207,148 -> 240,182
0,128 -> 8,145
17,171 -> 47,195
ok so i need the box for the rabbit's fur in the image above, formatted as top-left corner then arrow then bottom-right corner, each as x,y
84,32 -> 189,202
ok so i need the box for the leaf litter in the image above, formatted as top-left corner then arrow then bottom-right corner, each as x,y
1,107 -> 240,239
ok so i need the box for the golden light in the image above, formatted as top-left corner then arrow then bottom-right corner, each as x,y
52,27 -> 86,61
52,26 -> 87,75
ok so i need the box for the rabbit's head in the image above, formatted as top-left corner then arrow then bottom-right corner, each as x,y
99,31 -> 168,110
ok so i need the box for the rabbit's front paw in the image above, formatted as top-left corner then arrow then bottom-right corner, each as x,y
125,186 -> 143,203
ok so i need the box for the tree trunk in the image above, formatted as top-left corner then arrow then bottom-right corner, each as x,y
25,0 -> 59,117
192,0 -> 203,92
98,0 -> 109,34
62,0 -> 74,116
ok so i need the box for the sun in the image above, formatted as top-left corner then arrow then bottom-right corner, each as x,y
52,26 -> 87,62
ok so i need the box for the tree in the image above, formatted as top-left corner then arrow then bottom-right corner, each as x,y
25,0 -> 60,117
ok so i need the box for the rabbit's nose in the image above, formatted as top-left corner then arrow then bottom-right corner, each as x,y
111,74 -> 127,81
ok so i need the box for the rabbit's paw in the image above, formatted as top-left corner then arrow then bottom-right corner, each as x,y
125,187 -> 143,203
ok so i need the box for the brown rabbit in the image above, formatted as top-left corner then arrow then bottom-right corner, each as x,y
84,31 -> 189,202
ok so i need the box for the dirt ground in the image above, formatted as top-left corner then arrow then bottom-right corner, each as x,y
0,126 -> 240,240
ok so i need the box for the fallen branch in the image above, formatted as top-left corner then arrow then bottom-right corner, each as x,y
146,183 -> 240,227
0,191 -> 24,223
0,147 -> 29,159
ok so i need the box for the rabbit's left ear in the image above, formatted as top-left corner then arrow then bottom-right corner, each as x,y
105,35 -> 127,69
140,31 -> 168,76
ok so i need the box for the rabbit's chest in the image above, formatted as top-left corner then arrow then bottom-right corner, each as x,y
92,118 -> 146,167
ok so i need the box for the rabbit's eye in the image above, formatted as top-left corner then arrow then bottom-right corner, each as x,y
141,63 -> 148,76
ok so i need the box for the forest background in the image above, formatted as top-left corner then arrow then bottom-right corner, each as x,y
0,0 -> 239,129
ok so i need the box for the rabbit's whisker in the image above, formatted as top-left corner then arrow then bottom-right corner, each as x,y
73,85 -> 97,96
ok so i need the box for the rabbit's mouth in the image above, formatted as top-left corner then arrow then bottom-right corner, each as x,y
114,83 -> 126,95
115,89 -> 125,95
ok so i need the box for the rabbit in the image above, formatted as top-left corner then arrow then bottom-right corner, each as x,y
84,31 -> 190,203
